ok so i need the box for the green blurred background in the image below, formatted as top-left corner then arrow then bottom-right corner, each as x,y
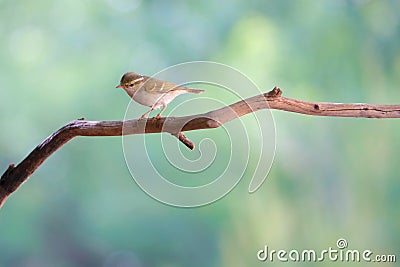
1,0 -> 399,266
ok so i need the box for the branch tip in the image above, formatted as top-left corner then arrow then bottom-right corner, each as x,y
176,132 -> 195,150
266,87 -> 282,98
1,164 -> 15,179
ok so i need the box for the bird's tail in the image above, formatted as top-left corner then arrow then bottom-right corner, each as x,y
186,88 -> 205,94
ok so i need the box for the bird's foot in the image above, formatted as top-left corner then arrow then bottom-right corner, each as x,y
152,115 -> 162,127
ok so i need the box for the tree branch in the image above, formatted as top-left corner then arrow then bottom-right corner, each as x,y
1,87 -> 399,208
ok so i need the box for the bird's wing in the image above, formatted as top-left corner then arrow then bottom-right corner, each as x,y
143,77 -> 185,94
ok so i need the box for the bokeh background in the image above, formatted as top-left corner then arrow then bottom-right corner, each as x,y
1,0 -> 399,266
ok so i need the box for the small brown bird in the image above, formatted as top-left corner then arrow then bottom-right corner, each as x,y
116,72 -> 204,120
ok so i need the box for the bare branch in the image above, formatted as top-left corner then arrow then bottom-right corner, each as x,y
1,87 -> 399,208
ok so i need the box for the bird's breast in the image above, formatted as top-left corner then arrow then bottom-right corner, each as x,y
130,88 -> 162,107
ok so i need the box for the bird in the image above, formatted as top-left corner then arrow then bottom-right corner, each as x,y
116,72 -> 205,120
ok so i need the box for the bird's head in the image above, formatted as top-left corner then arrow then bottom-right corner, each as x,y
116,72 -> 144,89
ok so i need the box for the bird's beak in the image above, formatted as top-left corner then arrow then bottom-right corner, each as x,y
116,84 -> 123,88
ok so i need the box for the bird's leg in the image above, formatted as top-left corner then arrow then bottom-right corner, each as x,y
152,104 -> 167,122
140,108 -> 154,120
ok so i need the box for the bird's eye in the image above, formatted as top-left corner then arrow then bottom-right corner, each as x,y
129,83 -> 135,87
